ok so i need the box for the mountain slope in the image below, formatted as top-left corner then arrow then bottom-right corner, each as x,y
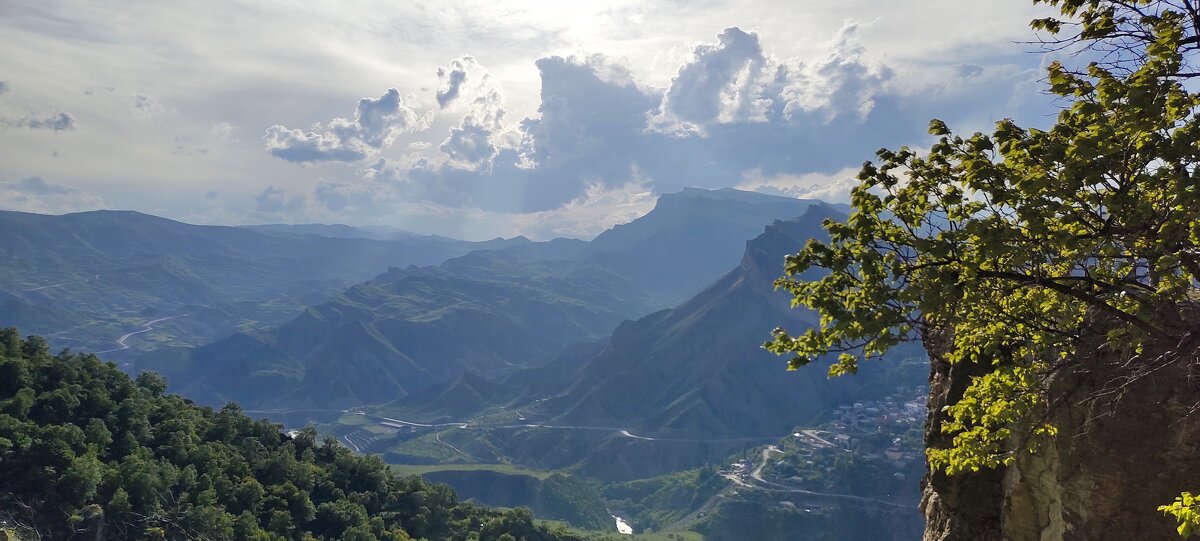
0,210 -> 529,356
580,188 -> 836,304
547,206 -> 841,439
373,205 -> 926,479
146,249 -> 659,410
0,329 -> 596,541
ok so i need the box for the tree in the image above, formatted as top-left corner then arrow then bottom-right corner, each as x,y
766,0 -> 1200,534
0,329 -> 583,540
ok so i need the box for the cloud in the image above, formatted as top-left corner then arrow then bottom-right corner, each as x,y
648,24 -> 892,135
0,177 -> 107,214
172,135 -> 208,156
211,122 -> 238,142
334,43 -> 894,216
735,167 -> 860,203
513,177 -> 656,239
0,81 -> 8,95
773,22 -> 892,124
312,178 -> 402,214
264,88 -> 431,164
517,54 -> 659,173
11,111 -> 76,131
436,56 -> 475,108
440,121 -> 496,170
440,89 -> 506,170
264,127 -> 366,163
955,63 -> 984,79
132,94 -> 167,119
301,171 -> 655,241
253,185 -> 308,216
7,176 -> 72,195
210,22 -> 1052,235
649,27 -> 771,135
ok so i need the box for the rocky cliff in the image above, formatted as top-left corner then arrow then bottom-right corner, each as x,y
920,320 -> 1200,540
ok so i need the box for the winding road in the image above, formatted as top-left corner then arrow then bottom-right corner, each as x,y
22,274 -> 100,292
434,431 -> 479,461
95,314 -> 188,354
727,444 -> 915,511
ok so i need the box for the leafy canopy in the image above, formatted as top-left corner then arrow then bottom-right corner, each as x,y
0,328 -> 598,541
765,0 -> 1200,527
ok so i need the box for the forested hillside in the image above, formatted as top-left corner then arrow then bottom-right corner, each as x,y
0,328 -> 595,541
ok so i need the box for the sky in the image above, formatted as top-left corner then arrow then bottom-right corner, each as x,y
0,0 -> 1063,240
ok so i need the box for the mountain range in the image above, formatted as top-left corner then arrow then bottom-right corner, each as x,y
0,187 -> 926,537
0,209 -> 527,355
371,205 -> 927,479
92,188 -> 834,411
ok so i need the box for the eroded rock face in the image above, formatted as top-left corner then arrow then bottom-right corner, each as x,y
921,326 -> 1200,541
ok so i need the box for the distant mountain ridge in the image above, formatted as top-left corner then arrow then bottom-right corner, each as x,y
140,246 -> 659,409
0,209 -> 531,354
240,222 -> 457,242
125,187 -> 830,411
579,188 -> 836,304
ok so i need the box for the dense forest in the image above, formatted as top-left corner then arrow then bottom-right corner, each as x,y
0,328 -> 591,541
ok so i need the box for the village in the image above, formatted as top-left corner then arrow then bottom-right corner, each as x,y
722,386 -> 928,506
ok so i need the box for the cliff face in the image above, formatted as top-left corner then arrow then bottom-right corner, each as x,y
920,325 -> 1200,541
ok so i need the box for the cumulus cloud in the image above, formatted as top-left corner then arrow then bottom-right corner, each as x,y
247,24 -> 1049,234
649,24 -> 891,134
440,89 -> 506,170
773,22 -> 892,124
436,56 -> 476,108
431,57 -> 514,170
264,127 -> 366,163
11,111 -> 76,131
649,27 -> 770,135
264,88 -> 431,164
0,177 -> 107,214
518,55 -> 659,172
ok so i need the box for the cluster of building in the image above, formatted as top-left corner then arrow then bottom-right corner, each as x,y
830,390 -> 926,434
751,387 -> 928,489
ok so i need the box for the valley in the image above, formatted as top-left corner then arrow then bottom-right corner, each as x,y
0,188 -> 925,540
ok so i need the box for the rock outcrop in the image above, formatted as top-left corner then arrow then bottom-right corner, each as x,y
921,322 -> 1200,541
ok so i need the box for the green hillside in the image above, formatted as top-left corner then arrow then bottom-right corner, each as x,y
0,328 -> 606,540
